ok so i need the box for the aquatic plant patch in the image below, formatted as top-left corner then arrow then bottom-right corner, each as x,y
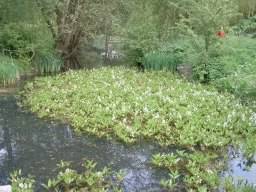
152,151 -> 224,191
22,67 -> 254,148
21,67 -> 256,191
11,161 -> 123,192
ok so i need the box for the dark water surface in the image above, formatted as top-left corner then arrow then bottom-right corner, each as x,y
0,94 -> 169,191
0,94 -> 255,191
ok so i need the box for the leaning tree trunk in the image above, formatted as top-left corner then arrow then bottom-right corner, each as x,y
55,0 -> 85,71
36,0 -> 85,71
55,27 -> 83,71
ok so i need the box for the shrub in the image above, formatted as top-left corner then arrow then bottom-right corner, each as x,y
0,22 -> 61,75
0,22 -> 35,58
210,36 -> 256,99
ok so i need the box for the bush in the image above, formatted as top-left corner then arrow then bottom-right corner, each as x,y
0,22 -> 61,75
0,22 -> 35,58
210,36 -> 256,99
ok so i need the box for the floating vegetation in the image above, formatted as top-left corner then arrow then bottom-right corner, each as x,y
21,67 -> 256,191
11,161 -> 124,192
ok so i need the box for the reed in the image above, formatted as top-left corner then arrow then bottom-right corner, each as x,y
0,55 -> 20,86
144,51 -> 180,72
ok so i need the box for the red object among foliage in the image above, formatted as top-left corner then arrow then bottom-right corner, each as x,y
217,30 -> 225,38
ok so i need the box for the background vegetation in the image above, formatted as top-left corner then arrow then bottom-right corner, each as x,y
1,0 -> 256,191
0,0 -> 255,103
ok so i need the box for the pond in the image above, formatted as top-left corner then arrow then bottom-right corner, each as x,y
0,93 -> 255,191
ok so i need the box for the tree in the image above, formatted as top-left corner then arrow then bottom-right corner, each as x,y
100,0 -> 120,63
152,0 -> 180,41
120,0 -> 181,54
175,0 -> 239,82
238,0 -> 256,18
36,0 -> 105,70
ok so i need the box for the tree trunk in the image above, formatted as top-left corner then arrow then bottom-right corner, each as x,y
55,0 -> 85,71
104,18 -> 112,64
37,0 -> 85,71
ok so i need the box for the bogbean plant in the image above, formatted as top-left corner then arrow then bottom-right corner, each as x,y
11,161 -> 123,192
43,160 -> 123,192
11,170 -> 35,192
152,151 -> 223,191
22,67 -> 256,191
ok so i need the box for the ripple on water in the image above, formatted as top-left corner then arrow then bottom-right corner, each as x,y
223,148 -> 256,186
0,95 -> 168,191
0,95 -> 255,191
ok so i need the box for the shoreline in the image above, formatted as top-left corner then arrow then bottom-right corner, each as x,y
0,88 -> 17,95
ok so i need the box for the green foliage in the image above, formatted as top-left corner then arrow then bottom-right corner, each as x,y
0,54 -> 20,86
11,161 -> 123,192
22,67 -> 254,150
215,74 -> 256,99
174,0 -> 239,82
43,160 -> 123,192
0,0 -> 62,78
233,16 -> 256,36
11,170 -> 35,192
224,177 -> 256,192
0,20 -> 60,78
34,50 -> 63,74
211,36 -> 256,99
122,2 -> 159,53
0,1 -> 40,23
238,0 -> 256,18
144,49 -> 182,72
121,0 -> 180,54
0,22 -> 35,59
0,22 -> 36,75
176,0 -> 238,48
152,151 -> 221,191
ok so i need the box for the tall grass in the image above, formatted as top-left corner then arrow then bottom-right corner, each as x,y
0,55 -> 20,86
144,51 -> 181,72
33,50 -> 63,74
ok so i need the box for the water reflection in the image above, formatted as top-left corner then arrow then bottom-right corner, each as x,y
224,148 -> 256,185
1,95 -> 255,191
0,95 -> 167,191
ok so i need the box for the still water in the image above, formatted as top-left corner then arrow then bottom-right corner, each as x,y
0,94 -> 255,191
0,94 -> 169,191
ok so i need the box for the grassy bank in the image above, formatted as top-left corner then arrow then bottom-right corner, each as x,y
22,67 -> 256,191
